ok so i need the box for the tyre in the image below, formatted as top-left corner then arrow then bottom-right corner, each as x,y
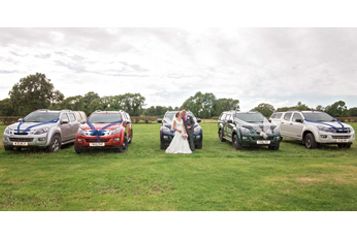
268,143 -> 280,150
160,140 -> 166,150
219,128 -> 226,142
128,129 -> 133,144
304,133 -> 317,149
122,136 -> 129,151
195,140 -> 203,149
338,143 -> 352,149
74,144 -> 82,154
47,134 -> 62,152
232,133 -> 242,150
4,145 -> 13,151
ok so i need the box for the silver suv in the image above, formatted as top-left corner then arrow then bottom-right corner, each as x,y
3,109 -> 85,152
272,110 -> 355,149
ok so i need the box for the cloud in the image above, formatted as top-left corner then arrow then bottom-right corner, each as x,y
0,28 -> 357,111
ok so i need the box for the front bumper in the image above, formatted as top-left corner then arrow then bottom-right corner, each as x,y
315,132 -> 355,144
239,134 -> 281,147
75,134 -> 124,149
161,132 -> 202,143
3,134 -> 50,147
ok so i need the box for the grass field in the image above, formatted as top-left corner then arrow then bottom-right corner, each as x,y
0,122 -> 356,211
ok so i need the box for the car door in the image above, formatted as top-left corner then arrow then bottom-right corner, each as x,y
225,113 -> 234,140
59,113 -> 71,141
68,112 -> 80,139
280,112 -> 292,138
290,112 -> 304,139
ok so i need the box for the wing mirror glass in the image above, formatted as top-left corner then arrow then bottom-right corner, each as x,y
157,118 -> 163,123
196,118 -> 202,123
295,119 -> 303,123
18,118 -> 23,122
227,119 -> 233,124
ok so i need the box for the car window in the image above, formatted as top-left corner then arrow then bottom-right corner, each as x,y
126,113 -> 131,122
226,114 -> 232,121
220,113 -> 226,121
292,113 -> 303,122
60,113 -> 69,121
68,113 -> 76,122
283,112 -> 292,121
273,112 -> 282,119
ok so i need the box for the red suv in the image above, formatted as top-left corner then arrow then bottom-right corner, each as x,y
74,110 -> 133,153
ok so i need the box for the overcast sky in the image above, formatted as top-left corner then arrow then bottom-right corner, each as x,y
0,28 -> 356,111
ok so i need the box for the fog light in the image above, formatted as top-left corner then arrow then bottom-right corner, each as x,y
38,137 -> 46,142
163,135 -> 168,139
320,135 -> 327,139
242,136 -> 247,140
114,138 -> 120,141
196,135 -> 201,139
78,138 -> 84,143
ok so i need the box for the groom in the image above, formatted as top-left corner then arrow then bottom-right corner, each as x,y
181,110 -> 195,151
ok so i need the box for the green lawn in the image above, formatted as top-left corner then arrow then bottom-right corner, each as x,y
0,122 -> 356,211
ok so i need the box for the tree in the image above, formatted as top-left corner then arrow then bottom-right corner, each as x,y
213,98 -> 240,116
347,107 -> 357,116
251,103 -> 275,117
0,98 -> 15,116
277,102 -> 310,112
315,105 -> 324,111
117,93 -> 146,116
59,95 -> 84,111
9,73 -> 64,115
181,92 -> 216,118
324,100 -> 348,117
80,92 -> 101,115
144,106 -> 174,116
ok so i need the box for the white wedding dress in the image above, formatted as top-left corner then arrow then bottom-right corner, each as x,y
165,118 -> 192,154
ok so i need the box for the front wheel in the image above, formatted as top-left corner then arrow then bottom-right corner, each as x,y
338,143 -> 352,149
4,145 -> 13,151
232,133 -> 242,150
219,129 -> 226,142
304,133 -> 317,149
268,143 -> 280,150
47,134 -> 62,152
74,144 -> 82,154
122,136 -> 129,151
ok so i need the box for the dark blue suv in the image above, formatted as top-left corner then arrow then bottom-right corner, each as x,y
157,111 -> 203,150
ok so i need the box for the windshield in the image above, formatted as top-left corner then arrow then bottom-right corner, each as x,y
234,112 -> 266,123
23,112 -> 60,122
89,113 -> 122,123
302,112 -> 335,122
164,112 -> 197,123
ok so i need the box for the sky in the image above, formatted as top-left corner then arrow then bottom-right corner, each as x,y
0,28 -> 357,111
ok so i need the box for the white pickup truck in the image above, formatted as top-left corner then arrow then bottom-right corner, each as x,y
270,111 -> 355,149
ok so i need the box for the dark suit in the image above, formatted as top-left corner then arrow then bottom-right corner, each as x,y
183,114 -> 195,151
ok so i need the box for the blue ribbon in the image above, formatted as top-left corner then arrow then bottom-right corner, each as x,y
305,119 -> 345,131
86,120 -> 123,142
17,118 -> 59,134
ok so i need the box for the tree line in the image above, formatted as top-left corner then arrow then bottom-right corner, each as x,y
0,73 -> 356,118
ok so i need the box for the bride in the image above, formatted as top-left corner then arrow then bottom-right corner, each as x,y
165,111 -> 192,154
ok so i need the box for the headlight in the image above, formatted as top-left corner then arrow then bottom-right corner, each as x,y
78,128 -> 90,136
4,127 -> 12,135
162,126 -> 172,133
317,126 -> 335,133
109,128 -> 122,135
34,127 -> 49,135
194,126 -> 201,134
240,127 -> 252,135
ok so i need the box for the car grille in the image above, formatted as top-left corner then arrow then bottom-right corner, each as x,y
332,135 -> 351,139
9,137 -> 34,142
14,132 -> 29,135
85,138 -> 110,143
335,128 -> 351,133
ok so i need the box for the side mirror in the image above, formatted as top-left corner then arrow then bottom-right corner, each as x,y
227,119 -> 233,124
196,118 -> 202,123
18,118 -> 23,122
157,118 -> 162,123
295,119 -> 303,123
61,118 -> 69,124
268,119 -> 272,123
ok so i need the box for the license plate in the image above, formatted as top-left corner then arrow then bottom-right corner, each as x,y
13,142 -> 29,146
89,142 -> 105,147
336,139 -> 349,143
256,140 -> 271,145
